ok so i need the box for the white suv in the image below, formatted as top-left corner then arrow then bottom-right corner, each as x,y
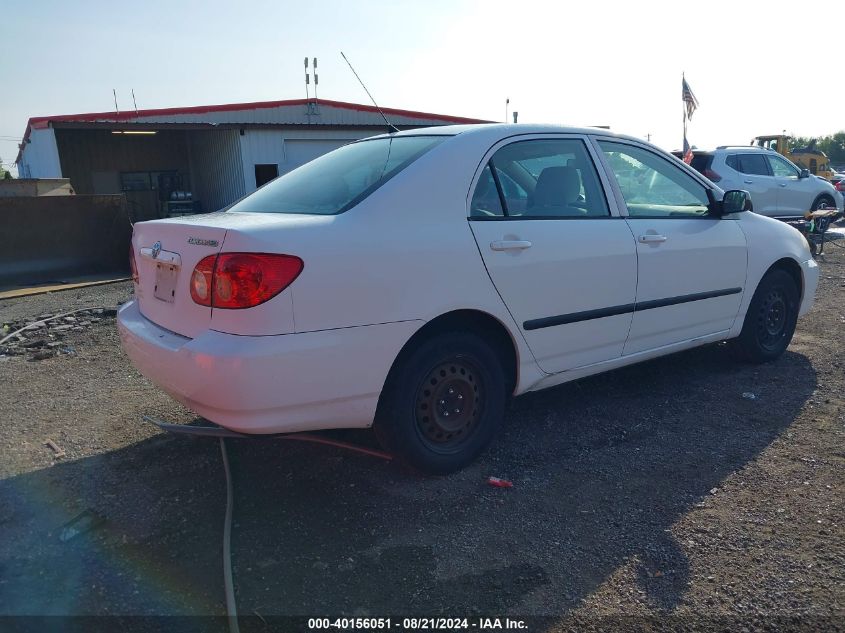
684,146 -> 843,219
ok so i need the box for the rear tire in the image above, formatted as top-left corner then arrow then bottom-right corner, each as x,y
373,331 -> 507,475
732,269 -> 799,363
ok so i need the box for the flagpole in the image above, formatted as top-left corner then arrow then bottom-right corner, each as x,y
682,72 -> 687,153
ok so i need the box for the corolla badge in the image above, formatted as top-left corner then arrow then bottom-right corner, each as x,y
187,237 -> 220,247
151,241 -> 162,259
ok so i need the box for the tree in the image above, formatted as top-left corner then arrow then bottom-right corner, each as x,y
789,132 -> 845,164
788,136 -> 812,151
818,132 -> 845,164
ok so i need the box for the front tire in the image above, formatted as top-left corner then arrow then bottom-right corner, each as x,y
732,269 -> 799,363
811,194 -> 835,211
374,331 -> 507,475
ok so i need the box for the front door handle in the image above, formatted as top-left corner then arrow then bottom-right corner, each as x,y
743,179 -> 753,184
490,240 -> 533,251
639,234 -> 668,243
779,183 -> 787,187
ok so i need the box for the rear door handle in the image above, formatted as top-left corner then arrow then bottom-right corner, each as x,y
743,179 -> 753,184
639,234 -> 668,243
490,240 -> 533,251
779,183 -> 787,187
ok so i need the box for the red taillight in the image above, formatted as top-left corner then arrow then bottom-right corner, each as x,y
129,243 -> 139,284
703,168 -> 722,183
190,253 -> 303,309
836,181 -> 844,192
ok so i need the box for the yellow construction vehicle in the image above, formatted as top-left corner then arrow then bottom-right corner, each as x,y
752,135 -> 834,180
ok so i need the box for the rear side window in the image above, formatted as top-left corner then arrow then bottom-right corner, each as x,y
471,138 -> 609,218
470,165 -> 504,217
731,154 -> 770,176
229,136 -> 447,215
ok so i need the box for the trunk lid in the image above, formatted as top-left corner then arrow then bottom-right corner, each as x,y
131,213 -> 230,338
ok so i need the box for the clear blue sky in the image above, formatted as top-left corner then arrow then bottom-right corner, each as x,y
2,0 -> 843,175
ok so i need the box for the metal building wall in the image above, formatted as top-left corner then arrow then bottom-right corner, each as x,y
237,128 -> 383,194
17,128 -> 62,179
187,129 -> 246,212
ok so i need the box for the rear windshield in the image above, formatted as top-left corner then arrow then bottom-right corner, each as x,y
229,136 -> 447,215
689,153 -> 713,174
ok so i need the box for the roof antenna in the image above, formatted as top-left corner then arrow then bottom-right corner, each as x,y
304,57 -> 311,100
131,89 -> 139,114
340,51 -> 399,133
112,88 -> 120,114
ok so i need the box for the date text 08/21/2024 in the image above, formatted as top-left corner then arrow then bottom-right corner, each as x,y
307,617 -> 528,630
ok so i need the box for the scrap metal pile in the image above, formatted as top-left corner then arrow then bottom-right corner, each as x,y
0,307 -> 117,361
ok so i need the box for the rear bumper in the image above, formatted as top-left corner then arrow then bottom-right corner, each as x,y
799,257 -> 819,317
118,299 -> 421,433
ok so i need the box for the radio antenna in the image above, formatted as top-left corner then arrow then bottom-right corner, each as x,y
304,57 -> 311,100
340,51 -> 399,133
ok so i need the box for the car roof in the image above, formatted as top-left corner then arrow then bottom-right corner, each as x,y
367,123 -> 646,144
715,145 -> 773,152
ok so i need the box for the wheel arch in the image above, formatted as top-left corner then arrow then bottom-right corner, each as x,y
766,257 -> 804,303
385,309 -> 520,397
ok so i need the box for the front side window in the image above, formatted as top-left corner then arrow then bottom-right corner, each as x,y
768,155 -> 800,179
470,138 -> 609,218
230,136 -> 446,215
598,141 -> 710,218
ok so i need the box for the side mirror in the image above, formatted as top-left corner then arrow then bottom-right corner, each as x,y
721,190 -> 751,215
799,168 -> 811,179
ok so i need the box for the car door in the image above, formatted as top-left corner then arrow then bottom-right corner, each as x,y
595,139 -> 748,356
767,153 -> 816,215
468,135 -> 637,374
727,153 -> 780,215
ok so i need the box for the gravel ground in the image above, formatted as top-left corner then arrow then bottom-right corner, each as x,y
0,247 -> 843,632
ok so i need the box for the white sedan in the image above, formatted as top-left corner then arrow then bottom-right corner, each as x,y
119,124 -> 819,474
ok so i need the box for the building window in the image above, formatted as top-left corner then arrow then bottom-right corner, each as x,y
255,164 -> 279,188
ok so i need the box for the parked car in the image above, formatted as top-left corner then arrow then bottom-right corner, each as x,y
119,125 -> 819,474
679,146 -> 843,218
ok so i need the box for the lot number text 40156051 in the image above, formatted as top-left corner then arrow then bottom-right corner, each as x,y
307,617 -> 528,630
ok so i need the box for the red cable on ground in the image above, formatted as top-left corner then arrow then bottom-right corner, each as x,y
276,434 -> 393,460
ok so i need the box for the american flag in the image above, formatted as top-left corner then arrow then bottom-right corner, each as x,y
682,136 -> 693,165
682,77 -> 699,120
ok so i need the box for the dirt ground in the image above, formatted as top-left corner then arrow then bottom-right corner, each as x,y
1,245 -> 843,632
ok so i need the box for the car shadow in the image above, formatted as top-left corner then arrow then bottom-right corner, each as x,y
0,344 -> 816,624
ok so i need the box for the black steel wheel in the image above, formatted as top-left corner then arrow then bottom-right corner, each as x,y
733,269 -> 799,363
415,358 -> 483,452
374,331 -> 507,474
756,287 -> 788,352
